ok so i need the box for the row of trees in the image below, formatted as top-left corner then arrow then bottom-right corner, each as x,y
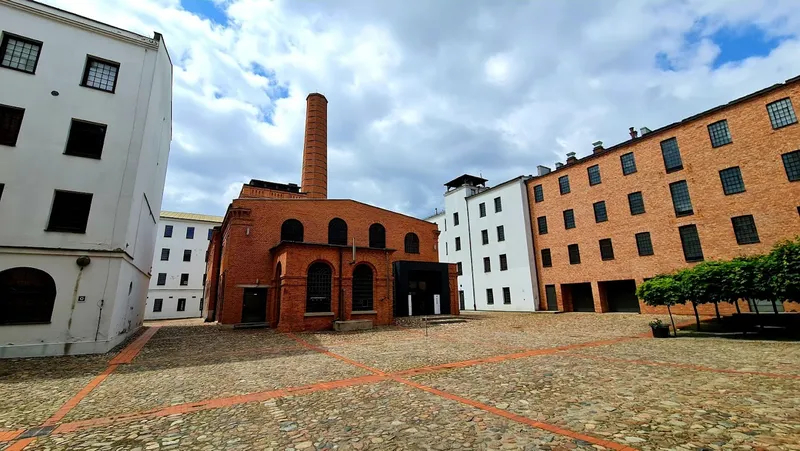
636,237 -> 800,331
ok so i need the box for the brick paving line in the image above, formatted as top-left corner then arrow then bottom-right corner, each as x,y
4,438 -> 36,451
128,343 -> 306,366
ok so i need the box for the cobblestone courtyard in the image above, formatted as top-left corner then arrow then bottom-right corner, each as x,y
1,312 -> 799,451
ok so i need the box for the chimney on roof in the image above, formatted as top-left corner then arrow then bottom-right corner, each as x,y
640,127 -> 652,136
555,162 -> 565,169
566,152 -> 577,164
592,141 -> 604,153
536,165 -> 551,176
629,127 -> 638,139
301,93 -> 328,199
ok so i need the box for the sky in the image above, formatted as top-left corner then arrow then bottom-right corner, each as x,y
42,0 -> 800,219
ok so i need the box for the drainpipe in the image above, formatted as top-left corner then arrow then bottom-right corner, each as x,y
464,196 -> 477,311
338,247 -> 344,321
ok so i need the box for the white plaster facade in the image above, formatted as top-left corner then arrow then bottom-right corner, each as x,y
428,175 -> 540,312
145,213 -> 222,320
0,0 -> 173,357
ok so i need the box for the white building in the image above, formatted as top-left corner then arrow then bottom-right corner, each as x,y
428,174 -> 540,312
0,0 -> 173,357
145,212 -> 222,320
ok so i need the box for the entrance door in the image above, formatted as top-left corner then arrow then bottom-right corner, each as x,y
604,280 -> 641,313
242,288 -> 267,323
458,290 -> 465,311
545,285 -> 558,311
568,283 -> 595,312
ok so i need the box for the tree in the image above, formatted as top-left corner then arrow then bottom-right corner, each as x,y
636,274 -> 684,336
726,256 -> 775,315
767,237 -> 800,305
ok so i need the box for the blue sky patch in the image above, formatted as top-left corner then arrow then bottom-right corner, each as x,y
181,0 -> 227,26
709,24 -> 786,68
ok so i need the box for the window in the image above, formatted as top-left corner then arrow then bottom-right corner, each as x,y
153,299 -> 163,312
0,267 -> 57,325
537,216 -> 548,235
486,288 -> 494,305
160,248 -> 170,261
620,152 -> 637,175
81,56 -> 120,93
558,175 -> 570,195
183,250 -> 191,262
593,201 -> 608,223
64,120 -> 107,159
328,218 -> 348,245
0,183 -> 4,201
628,191 -> 645,215
1,32 -> 42,74
563,209 -> 575,229
767,98 -> 797,129
533,184 -> 544,203
306,262 -> 332,313
669,181 -> 693,217
368,223 -> 386,248
445,242 -> 448,255
164,225 -> 173,238
157,273 -> 166,286
457,262 -> 463,275
453,212 -> 459,226
587,165 -> 601,186
0,104 -> 24,147
481,230 -> 489,245
541,249 -> 552,268
731,215 -> 760,245
499,254 -> 508,271
46,190 -> 92,233
494,197 -> 502,213
707,120 -> 732,147
599,238 -> 614,261
783,150 -> 800,182
405,233 -> 420,254
568,244 -> 581,265
479,203 -> 486,217
496,225 -> 505,242
180,274 -> 189,286
208,229 -> 213,240
186,227 -> 195,239
635,232 -> 654,256
678,225 -> 704,262
202,273 -> 206,286
281,219 -> 304,242
719,167 -> 745,195
177,298 -> 186,312
483,256 -> 491,273
660,138 -> 683,173
455,236 -> 462,251
502,287 -> 511,305
352,264 -> 374,311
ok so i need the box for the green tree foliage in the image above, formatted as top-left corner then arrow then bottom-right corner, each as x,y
636,274 -> 684,308
768,237 -> 800,302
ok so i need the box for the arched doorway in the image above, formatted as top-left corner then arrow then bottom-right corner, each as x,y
0,267 -> 57,325
274,262 -> 282,327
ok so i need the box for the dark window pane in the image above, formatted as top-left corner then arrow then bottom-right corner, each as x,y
281,219 -> 304,242
620,152 -> 637,175
783,150 -> 800,182
635,232 -> 654,256
82,57 -> 119,92
405,232 -> 420,254
587,165 -> 601,186
558,175 -> 570,195
494,196 -> 502,212
719,167 -> 745,195
669,181 -> 693,217
352,264 -> 374,311
568,244 -> 581,265
207,229 -> 213,240
479,203 -> 486,217
707,120 -> 732,147
457,262 -> 462,275
160,248 -> 169,261
502,287 -> 511,304
533,184 -> 544,203
731,215 -> 760,245
153,299 -> 163,312
499,254 -> 508,271
180,273 -> 189,286
541,249 -> 552,267
486,288 -> 494,305
593,201 -> 608,223
186,227 -> 195,239
766,98 -> 797,129
481,229 -> 488,245
537,216 -> 548,235
599,238 -> 614,261
177,298 -> 186,312
628,191 -> 645,215
563,209 -> 575,229
1,33 -> 41,73
660,138 -> 683,173
455,236 -> 461,251
0,104 -> 24,146
64,120 -> 107,159
327,218 -> 348,245
369,223 -> 386,248
164,225 -> 173,237
496,225 -> 505,242
679,225 -> 704,262
453,212 -> 459,226
183,249 -> 191,262
46,190 -> 93,233
306,262 -> 332,313
483,256 -> 491,273
0,183 -> 4,201
157,273 -> 166,285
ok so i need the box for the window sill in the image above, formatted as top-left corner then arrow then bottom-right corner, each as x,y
80,83 -> 116,94
711,141 -> 733,149
44,228 -> 86,234
305,312 -> 334,317
1,321 -> 52,326
772,121 -> 798,131
0,64 -> 36,75
351,310 -> 377,315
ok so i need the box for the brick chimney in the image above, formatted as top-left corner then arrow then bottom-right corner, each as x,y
592,141 -> 604,153
566,152 -> 578,165
301,93 -> 328,199
629,127 -> 638,139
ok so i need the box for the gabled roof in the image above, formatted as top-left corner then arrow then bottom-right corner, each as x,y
444,174 -> 488,189
160,211 -> 223,224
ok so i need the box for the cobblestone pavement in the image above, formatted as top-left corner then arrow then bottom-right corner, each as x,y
1,312 -> 799,451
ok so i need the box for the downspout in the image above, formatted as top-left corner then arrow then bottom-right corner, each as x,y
338,247 -> 344,321
464,196 -> 477,311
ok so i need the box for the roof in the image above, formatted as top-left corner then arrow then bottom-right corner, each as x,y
160,211 -> 224,224
246,179 -> 302,193
445,174 -> 488,189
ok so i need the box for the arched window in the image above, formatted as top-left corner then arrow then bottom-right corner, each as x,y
0,267 -> 57,325
352,264 -> 374,311
404,232 -> 420,254
369,223 -> 386,248
280,219 -> 304,242
328,218 -> 348,246
306,262 -> 332,313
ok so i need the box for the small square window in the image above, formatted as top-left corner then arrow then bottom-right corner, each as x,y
457,262 -> 463,275
153,298 -> 163,312
731,215 -> 760,245
660,138 -> 683,173
620,152 -> 637,175
157,273 -> 167,286
455,236 -> 461,251
599,238 -> 614,261
177,298 -> 186,312
558,175 -> 570,195
486,288 -> 494,305
479,203 -> 486,217
180,273 -> 189,286
481,229 -> 489,245
0,183 -> 4,202
496,225 -> 505,242
719,167 -> 745,195
563,209 -> 575,229
587,165 -> 601,186
669,180 -> 694,217
783,150 -> 800,182
533,184 -> 544,203
1,33 -> 42,74
46,190 -> 93,233
766,98 -> 797,129
164,225 -> 173,237
494,196 -> 502,213
81,56 -> 120,93
186,227 -> 195,239
537,216 -> 548,235
64,119 -> 107,159
635,232 -> 654,256
183,249 -> 191,262
628,191 -> 645,215
593,201 -> 608,223
707,120 -> 732,147
499,254 -> 508,271
541,249 -> 552,268
0,103 -> 24,147
568,244 -> 581,265
160,248 -> 170,261
678,224 -> 704,262
207,229 -> 213,240
453,212 -> 460,226
502,287 -> 511,304
483,256 -> 491,273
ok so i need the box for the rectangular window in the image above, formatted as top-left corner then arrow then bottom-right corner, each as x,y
153,298 -> 163,312
628,191 -> 645,215
719,167 -> 745,195
533,184 -> 544,202
635,232 -> 654,256
541,249 -> 552,267
1,32 -> 42,74
502,287 -> 511,304
455,237 -> 461,251
453,212 -> 459,226
496,225 -> 505,242
669,180 -> 694,217
707,120 -> 732,147
180,273 -> 189,286
186,227 -> 195,239
563,209 -> 575,229
766,98 -> 797,129
593,201 -> 608,223
731,215 -> 760,245
157,273 -> 166,286
481,229 -> 489,245
537,216 -> 548,235
678,224 -> 704,262
587,165 -> 601,186
494,196 -> 502,212
457,262 -> 463,275
479,202 -> 486,217
164,225 -> 173,237
0,104 -> 24,146
202,273 -> 206,286
620,152 -> 637,175
183,249 -> 191,262
64,119 -> 107,159
483,256 -> 491,273
660,138 -> 683,173
81,56 -> 120,93
499,254 -> 508,271
558,175 -> 570,195
568,244 -> 580,265
0,183 -> 4,202
486,288 -> 494,305
177,298 -> 186,312
783,150 -> 800,182
208,229 -> 213,240
46,190 -> 93,233
160,248 -> 170,261
599,238 -> 614,261
445,242 -> 448,255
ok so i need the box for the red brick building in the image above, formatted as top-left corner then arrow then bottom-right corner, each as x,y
526,76 -> 800,316
204,94 -> 458,331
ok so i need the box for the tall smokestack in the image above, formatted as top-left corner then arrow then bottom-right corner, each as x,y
301,93 -> 328,199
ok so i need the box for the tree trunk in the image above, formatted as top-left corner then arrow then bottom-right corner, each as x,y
734,300 -> 741,314
714,302 -> 721,320
667,304 -> 677,337
771,300 -> 779,315
692,302 -> 700,331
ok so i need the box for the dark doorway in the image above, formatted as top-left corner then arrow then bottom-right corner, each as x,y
601,280 -> 641,312
242,288 -> 267,323
458,290 -> 465,311
393,261 -> 451,317
274,263 -> 282,327
562,283 -> 594,312
545,284 -> 558,311
0,267 -> 57,325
